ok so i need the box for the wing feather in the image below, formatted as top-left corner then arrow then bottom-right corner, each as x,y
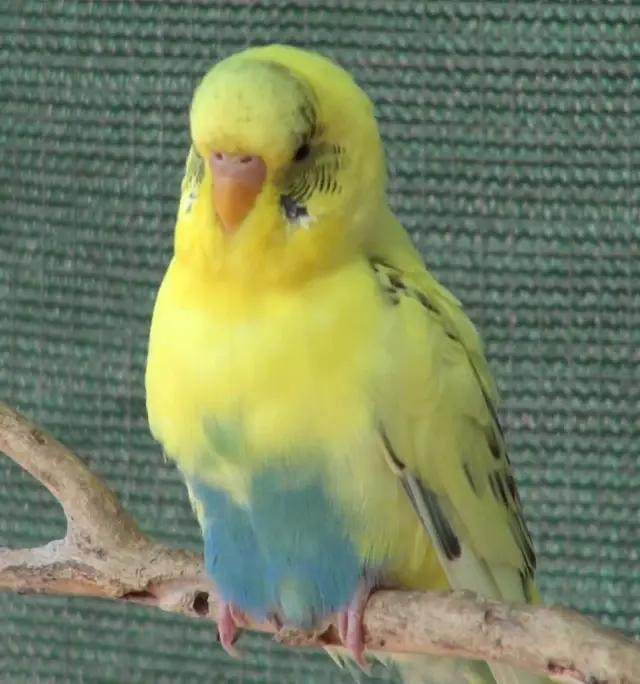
370,254 -> 549,684
371,257 -> 536,580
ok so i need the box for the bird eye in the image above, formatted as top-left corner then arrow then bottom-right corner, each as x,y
293,143 -> 310,163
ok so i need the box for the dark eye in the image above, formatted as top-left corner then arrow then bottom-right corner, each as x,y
293,143 -> 310,163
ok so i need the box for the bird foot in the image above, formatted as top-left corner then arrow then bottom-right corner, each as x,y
267,611 -> 284,631
336,579 -> 374,671
217,601 -> 248,657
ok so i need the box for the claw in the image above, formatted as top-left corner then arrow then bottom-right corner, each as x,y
336,579 -> 374,671
267,610 -> 283,631
217,601 -> 243,657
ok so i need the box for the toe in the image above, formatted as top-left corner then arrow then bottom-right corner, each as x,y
217,602 -> 241,658
345,615 -> 369,671
337,610 -> 348,644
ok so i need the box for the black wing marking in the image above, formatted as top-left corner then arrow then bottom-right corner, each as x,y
370,257 -> 537,578
380,426 -> 462,561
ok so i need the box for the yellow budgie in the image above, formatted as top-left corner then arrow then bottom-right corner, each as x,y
145,44 -> 553,684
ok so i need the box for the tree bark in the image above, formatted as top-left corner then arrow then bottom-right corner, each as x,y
1,402 -> 638,684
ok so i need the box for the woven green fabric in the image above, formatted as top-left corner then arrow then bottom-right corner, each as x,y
1,1 -> 638,682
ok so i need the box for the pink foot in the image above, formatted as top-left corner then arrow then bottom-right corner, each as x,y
229,603 -> 248,627
336,580 -> 374,670
217,601 -> 246,657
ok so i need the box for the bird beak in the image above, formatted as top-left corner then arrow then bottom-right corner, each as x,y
209,152 -> 267,233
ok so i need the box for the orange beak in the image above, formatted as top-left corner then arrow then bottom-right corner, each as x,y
210,152 -> 267,233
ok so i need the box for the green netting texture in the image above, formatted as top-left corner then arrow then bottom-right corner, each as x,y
1,1 -> 639,682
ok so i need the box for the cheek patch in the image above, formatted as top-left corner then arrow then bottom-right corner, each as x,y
280,194 -> 316,229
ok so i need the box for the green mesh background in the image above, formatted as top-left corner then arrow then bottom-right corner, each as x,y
1,1 -> 639,682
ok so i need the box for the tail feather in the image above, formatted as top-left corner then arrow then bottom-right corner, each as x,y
396,488 -> 553,684
485,665 -> 549,684
326,647 -> 499,684
393,654 -> 497,684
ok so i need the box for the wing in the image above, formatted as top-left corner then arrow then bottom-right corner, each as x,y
369,253 -> 550,684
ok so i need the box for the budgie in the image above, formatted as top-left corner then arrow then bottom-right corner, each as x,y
145,44 -> 553,684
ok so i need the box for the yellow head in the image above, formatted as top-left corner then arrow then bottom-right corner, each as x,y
180,44 -> 387,288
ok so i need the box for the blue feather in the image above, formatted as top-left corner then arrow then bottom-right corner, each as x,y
189,463 -> 372,626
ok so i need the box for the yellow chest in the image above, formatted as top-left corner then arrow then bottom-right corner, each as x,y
145,257 -> 386,474
145,255 -> 450,593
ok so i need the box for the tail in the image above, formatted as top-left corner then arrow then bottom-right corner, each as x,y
393,654 -> 497,684
326,648 -> 501,684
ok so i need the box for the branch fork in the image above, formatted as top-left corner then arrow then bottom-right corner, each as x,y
1,403 -> 638,683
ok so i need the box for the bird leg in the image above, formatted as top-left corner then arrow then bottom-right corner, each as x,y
336,578 -> 375,670
217,601 -> 247,656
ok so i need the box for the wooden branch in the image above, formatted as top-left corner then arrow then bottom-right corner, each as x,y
1,402 -> 638,684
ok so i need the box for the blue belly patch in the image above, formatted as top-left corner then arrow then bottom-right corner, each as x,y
188,465 -> 368,627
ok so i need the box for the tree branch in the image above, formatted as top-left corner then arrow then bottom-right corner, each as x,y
0,402 -> 638,684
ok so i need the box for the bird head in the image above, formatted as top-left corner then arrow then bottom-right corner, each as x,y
180,44 -> 387,288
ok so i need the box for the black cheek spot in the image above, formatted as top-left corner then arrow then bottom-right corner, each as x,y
280,195 -> 309,221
